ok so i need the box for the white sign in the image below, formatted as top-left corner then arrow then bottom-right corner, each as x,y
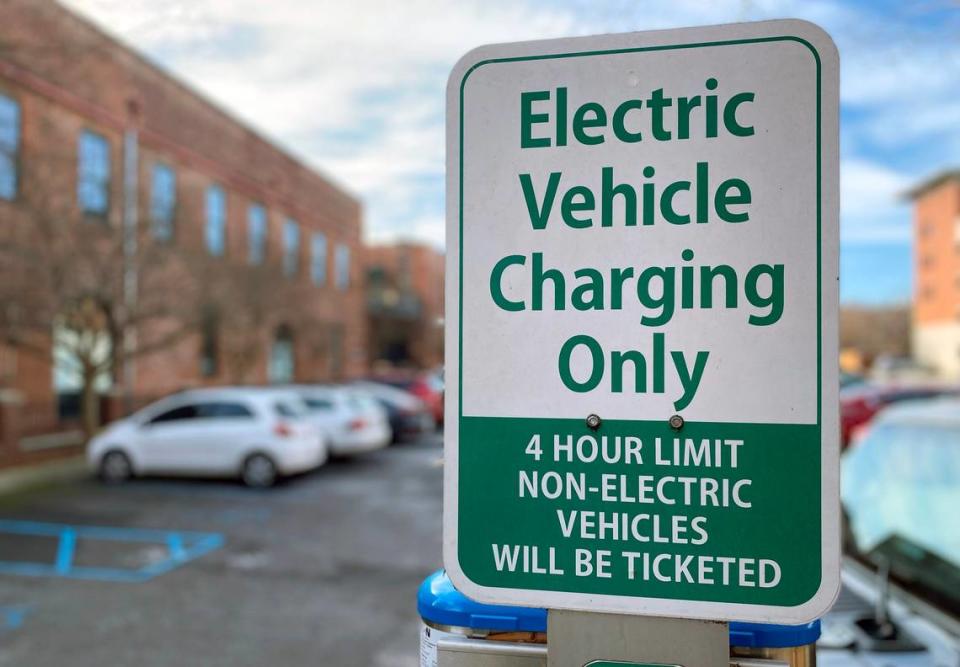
444,20 -> 839,623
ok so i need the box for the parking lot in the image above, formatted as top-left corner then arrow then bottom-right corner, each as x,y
0,435 -> 443,667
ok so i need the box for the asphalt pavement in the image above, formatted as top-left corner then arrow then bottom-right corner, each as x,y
0,434 -> 444,667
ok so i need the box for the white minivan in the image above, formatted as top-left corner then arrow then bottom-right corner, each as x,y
87,387 -> 328,487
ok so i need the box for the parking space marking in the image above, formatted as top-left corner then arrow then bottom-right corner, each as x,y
0,606 -> 27,632
0,520 -> 224,583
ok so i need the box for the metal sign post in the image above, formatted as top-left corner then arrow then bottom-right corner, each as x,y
548,612 -> 727,667
443,19 -> 839,666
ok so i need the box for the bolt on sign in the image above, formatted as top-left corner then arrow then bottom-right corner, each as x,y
444,20 -> 839,623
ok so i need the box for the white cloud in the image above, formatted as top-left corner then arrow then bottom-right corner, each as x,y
840,159 -> 912,243
60,0 -> 954,258
61,0 -> 588,247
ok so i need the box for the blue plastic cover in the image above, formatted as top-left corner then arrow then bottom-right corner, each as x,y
418,570 -> 820,646
727,620 -> 821,648
418,569 -> 548,632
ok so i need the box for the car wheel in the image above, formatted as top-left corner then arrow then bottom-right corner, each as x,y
241,454 -> 278,488
99,450 -> 133,484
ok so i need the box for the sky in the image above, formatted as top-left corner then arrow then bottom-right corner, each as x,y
62,0 -> 960,304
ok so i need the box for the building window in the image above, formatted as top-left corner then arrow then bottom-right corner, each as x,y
283,219 -> 300,277
248,204 -> 267,265
77,130 -> 110,216
335,243 -> 350,290
150,163 -> 176,241
0,94 -> 20,201
268,325 -> 295,383
199,307 -> 219,377
205,185 -> 226,256
310,233 -> 327,285
52,318 -> 112,419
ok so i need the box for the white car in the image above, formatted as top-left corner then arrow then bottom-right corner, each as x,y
823,397 -> 960,665
350,381 -> 436,442
87,387 -> 328,487
297,386 -> 392,456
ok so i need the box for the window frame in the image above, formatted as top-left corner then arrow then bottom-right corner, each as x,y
77,129 -> 111,219
282,218 -> 300,277
248,203 -> 268,265
335,243 -> 351,290
268,325 -> 295,383
0,92 -> 21,202
205,184 -> 227,257
149,162 -> 177,241
310,232 -> 327,286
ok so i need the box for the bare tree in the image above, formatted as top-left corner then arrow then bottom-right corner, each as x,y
0,135 -> 211,437
215,263 -> 291,384
212,259 -> 338,384
840,304 -> 912,366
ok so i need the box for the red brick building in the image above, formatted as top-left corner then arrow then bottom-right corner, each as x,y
365,243 -> 444,369
0,1 -> 367,468
909,169 -> 960,378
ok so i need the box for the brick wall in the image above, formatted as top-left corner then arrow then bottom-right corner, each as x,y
364,243 -> 444,368
914,178 -> 960,325
0,0 -> 368,464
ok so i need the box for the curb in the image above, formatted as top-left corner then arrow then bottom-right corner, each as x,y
0,456 -> 88,497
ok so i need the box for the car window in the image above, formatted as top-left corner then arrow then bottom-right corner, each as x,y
373,378 -> 411,390
148,404 -> 199,424
197,402 -> 254,419
887,389 -> 931,402
843,421 -> 960,618
347,393 -> 377,411
275,400 -> 309,418
373,397 -> 395,413
303,397 -> 335,411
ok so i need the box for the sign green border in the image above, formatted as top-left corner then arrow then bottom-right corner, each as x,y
457,34 -> 822,431
444,27 -> 839,622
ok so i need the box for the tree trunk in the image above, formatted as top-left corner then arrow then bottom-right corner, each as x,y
80,366 -> 101,441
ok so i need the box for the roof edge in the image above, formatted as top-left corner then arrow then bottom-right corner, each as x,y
904,168 -> 960,201
52,1 -> 362,210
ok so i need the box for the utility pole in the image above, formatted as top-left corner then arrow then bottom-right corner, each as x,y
122,99 -> 140,413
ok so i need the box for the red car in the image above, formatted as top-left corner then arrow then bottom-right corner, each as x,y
840,384 -> 955,447
369,372 -> 444,426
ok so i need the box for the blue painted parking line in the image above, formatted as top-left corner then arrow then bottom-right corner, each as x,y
0,520 -> 224,583
0,605 -> 27,632
54,527 -> 75,574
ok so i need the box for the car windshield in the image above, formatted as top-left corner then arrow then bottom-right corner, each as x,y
843,420 -> 960,617
371,377 -> 411,390
302,395 -> 335,411
274,399 -> 309,418
347,393 -> 378,411
353,382 -> 421,408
